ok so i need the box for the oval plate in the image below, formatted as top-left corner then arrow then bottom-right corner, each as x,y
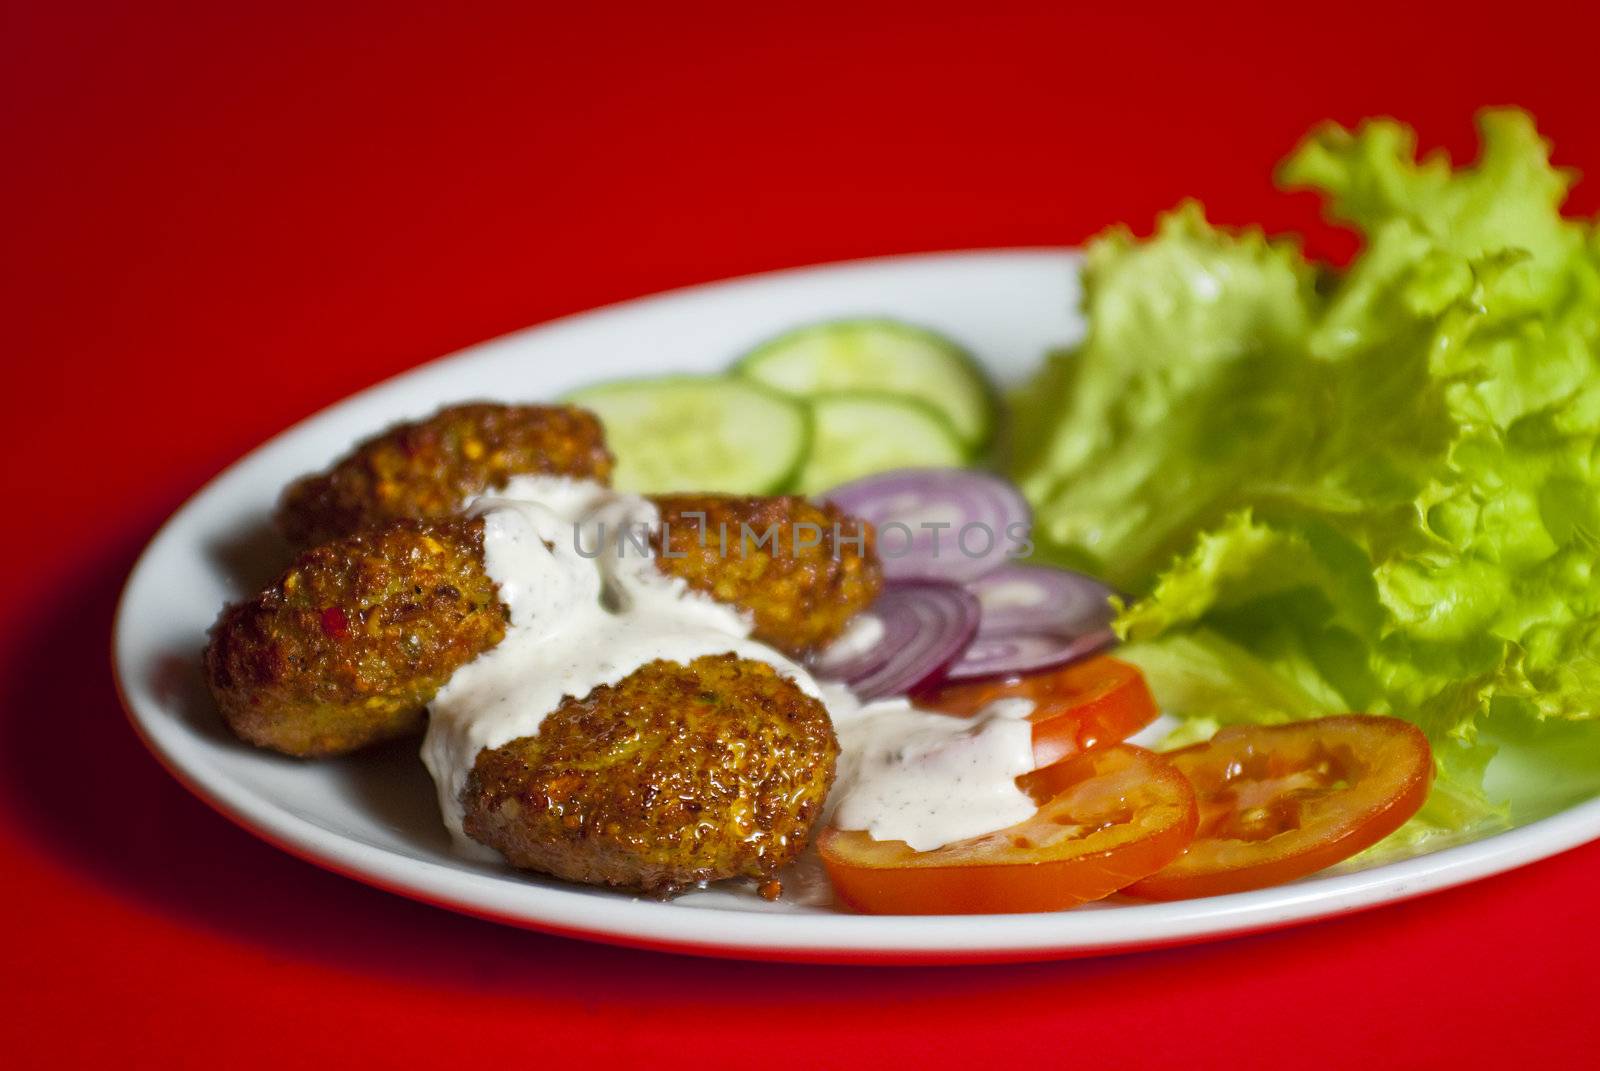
113,250 -> 1600,963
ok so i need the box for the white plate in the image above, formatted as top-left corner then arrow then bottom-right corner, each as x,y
114,250 -> 1600,964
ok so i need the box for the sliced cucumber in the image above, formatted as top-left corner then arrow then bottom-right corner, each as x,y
563,375 -> 809,494
795,392 -> 967,494
734,318 -> 998,452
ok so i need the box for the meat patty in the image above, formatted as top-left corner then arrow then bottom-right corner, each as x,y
204,519 -> 507,757
277,402 -> 613,546
461,654 -> 838,894
650,494 -> 881,657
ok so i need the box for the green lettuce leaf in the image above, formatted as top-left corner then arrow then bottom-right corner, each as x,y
1011,202 -> 1321,591
1011,109 -> 1600,837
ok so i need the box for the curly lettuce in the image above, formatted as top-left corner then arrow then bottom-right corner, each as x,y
1011,109 -> 1600,835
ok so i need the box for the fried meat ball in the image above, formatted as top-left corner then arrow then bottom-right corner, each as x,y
650,494 -> 882,657
205,519 -> 508,757
461,654 -> 838,894
277,403 -> 614,547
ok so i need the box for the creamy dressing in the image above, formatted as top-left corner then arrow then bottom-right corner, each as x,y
813,610 -> 885,673
824,686 -> 1038,851
420,476 -> 1041,859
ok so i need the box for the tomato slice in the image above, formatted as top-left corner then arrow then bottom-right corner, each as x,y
1123,715 -> 1433,900
818,744 -> 1198,914
919,656 -> 1158,767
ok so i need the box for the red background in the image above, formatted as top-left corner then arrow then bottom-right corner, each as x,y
4,3 -> 1597,1066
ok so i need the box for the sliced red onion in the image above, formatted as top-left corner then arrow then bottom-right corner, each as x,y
811,582 -> 979,699
968,563 -> 1117,638
942,628 -> 1116,682
821,468 -> 1030,584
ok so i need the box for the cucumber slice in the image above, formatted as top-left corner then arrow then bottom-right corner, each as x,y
563,375 -> 809,494
795,392 -> 967,494
735,319 -> 997,452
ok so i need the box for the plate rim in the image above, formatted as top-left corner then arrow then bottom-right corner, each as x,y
111,247 -> 1600,964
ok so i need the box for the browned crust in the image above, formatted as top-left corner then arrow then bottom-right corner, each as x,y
276,402 -> 614,546
648,494 -> 882,657
204,519 -> 508,757
462,654 -> 838,894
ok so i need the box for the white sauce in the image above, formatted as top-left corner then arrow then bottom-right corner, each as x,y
420,476 -> 1040,858
813,611 -> 885,673
824,687 -> 1038,851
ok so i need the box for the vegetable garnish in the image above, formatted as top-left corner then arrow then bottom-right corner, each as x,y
968,562 -> 1116,638
736,318 -> 998,452
812,467 -> 1123,699
942,631 -> 1114,682
793,392 -> 966,493
812,582 -> 980,699
1010,108 -> 1600,839
821,467 -> 1030,583
564,318 -> 997,497
819,744 -> 1197,915
815,470 -> 1120,694
1125,716 -> 1432,900
920,656 -> 1159,767
937,563 -> 1118,680
563,375 -> 809,494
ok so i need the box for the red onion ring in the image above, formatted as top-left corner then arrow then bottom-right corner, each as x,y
941,628 -> 1116,682
811,582 -> 979,699
821,468 -> 1030,584
968,563 -> 1117,637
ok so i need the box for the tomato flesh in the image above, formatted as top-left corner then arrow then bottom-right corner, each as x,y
919,656 -> 1158,767
1124,715 -> 1433,900
818,744 -> 1198,915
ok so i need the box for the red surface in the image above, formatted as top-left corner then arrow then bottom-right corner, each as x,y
4,3 -> 1598,1066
